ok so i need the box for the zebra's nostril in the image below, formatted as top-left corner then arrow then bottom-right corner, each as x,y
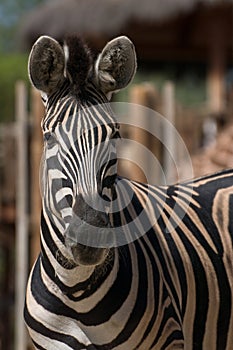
73,194 -> 111,228
98,212 -> 110,227
65,216 -> 114,251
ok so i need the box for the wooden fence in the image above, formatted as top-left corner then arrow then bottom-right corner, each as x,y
0,81 -> 43,350
118,82 -> 204,185
0,79 -> 214,349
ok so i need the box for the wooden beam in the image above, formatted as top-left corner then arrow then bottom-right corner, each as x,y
119,83 -> 162,184
207,18 -> 227,115
14,81 -> 29,350
162,81 -> 177,184
30,88 -> 44,266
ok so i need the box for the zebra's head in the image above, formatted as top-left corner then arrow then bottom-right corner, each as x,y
29,35 -> 136,266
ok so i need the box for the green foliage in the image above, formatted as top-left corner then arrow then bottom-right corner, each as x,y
0,0 -> 45,52
0,54 -> 28,122
115,63 -> 206,108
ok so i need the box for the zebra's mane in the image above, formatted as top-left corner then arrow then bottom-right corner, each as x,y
64,35 -> 93,90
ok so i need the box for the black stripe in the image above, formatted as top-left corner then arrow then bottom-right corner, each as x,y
216,263 -> 232,349
32,340 -> 47,350
75,245 -> 132,325
155,210 -> 182,311
160,330 -> 184,350
40,245 -> 112,297
151,291 -> 183,348
186,168 -> 233,185
32,248 -> 132,326
102,240 -> 148,348
41,212 -> 73,269
137,237 -> 169,346
24,304 -> 89,350
228,195 -> 233,248
177,226 -> 208,347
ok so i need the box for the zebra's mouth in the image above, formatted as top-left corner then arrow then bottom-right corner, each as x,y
70,243 -> 109,266
64,220 -> 112,266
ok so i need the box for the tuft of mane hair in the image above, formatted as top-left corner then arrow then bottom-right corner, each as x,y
64,35 -> 93,90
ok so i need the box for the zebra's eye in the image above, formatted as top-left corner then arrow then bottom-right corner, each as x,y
43,132 -> 57,145
111,130 -> 121,140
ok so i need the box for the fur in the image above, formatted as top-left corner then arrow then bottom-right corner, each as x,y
64,35 -> 93,90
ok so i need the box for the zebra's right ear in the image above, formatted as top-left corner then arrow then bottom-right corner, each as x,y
95,36 -> 137,96
28,36 -> 65,94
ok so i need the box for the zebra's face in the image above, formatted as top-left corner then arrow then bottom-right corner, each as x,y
29,35 -> 136,266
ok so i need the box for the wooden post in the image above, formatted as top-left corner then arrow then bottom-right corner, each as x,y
128,84 -> 149,183
14,81 -> 29,350
0,124 -> 17,222
207,18 -> 226,116
119,83 -> 161,184
142,83 -> 162,185
30,88 -> 44,266
162,81 -> 176,184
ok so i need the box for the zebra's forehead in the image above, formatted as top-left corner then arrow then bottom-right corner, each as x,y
42,86 -> 118,135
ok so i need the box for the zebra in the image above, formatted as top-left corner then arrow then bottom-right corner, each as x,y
24,34 -> 233,350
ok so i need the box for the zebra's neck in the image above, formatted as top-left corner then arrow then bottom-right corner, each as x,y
46,80 -> 71,110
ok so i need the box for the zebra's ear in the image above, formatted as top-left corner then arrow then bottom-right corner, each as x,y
28,36 -> 65,94
95,36 -> 137,95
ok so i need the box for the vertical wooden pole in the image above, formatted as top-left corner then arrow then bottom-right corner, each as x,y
162,81 -> 176,184
207,18 -> 226,116
15,81 -> 29,350
120,83 -> 161,184
141,83 -> 162,185
207,45 -> 226,114
128,85 -> 149,182
30,88 -> 44,266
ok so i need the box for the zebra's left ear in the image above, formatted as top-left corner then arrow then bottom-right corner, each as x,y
95,36 -> 137,95
28,36 -> 65,95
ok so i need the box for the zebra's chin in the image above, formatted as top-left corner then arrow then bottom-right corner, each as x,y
70,243 -> 109,266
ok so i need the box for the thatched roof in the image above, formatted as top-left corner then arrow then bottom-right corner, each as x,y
21,0 -> 233,49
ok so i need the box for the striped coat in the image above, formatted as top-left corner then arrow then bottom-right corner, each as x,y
24,34 -> 233,349
25,170 -> 233,349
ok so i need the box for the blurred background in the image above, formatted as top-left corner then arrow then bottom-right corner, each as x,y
1,0 -> 233,349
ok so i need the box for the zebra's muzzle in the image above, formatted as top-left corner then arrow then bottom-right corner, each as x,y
64,219 -> 112,266
64,195 -> 113,265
